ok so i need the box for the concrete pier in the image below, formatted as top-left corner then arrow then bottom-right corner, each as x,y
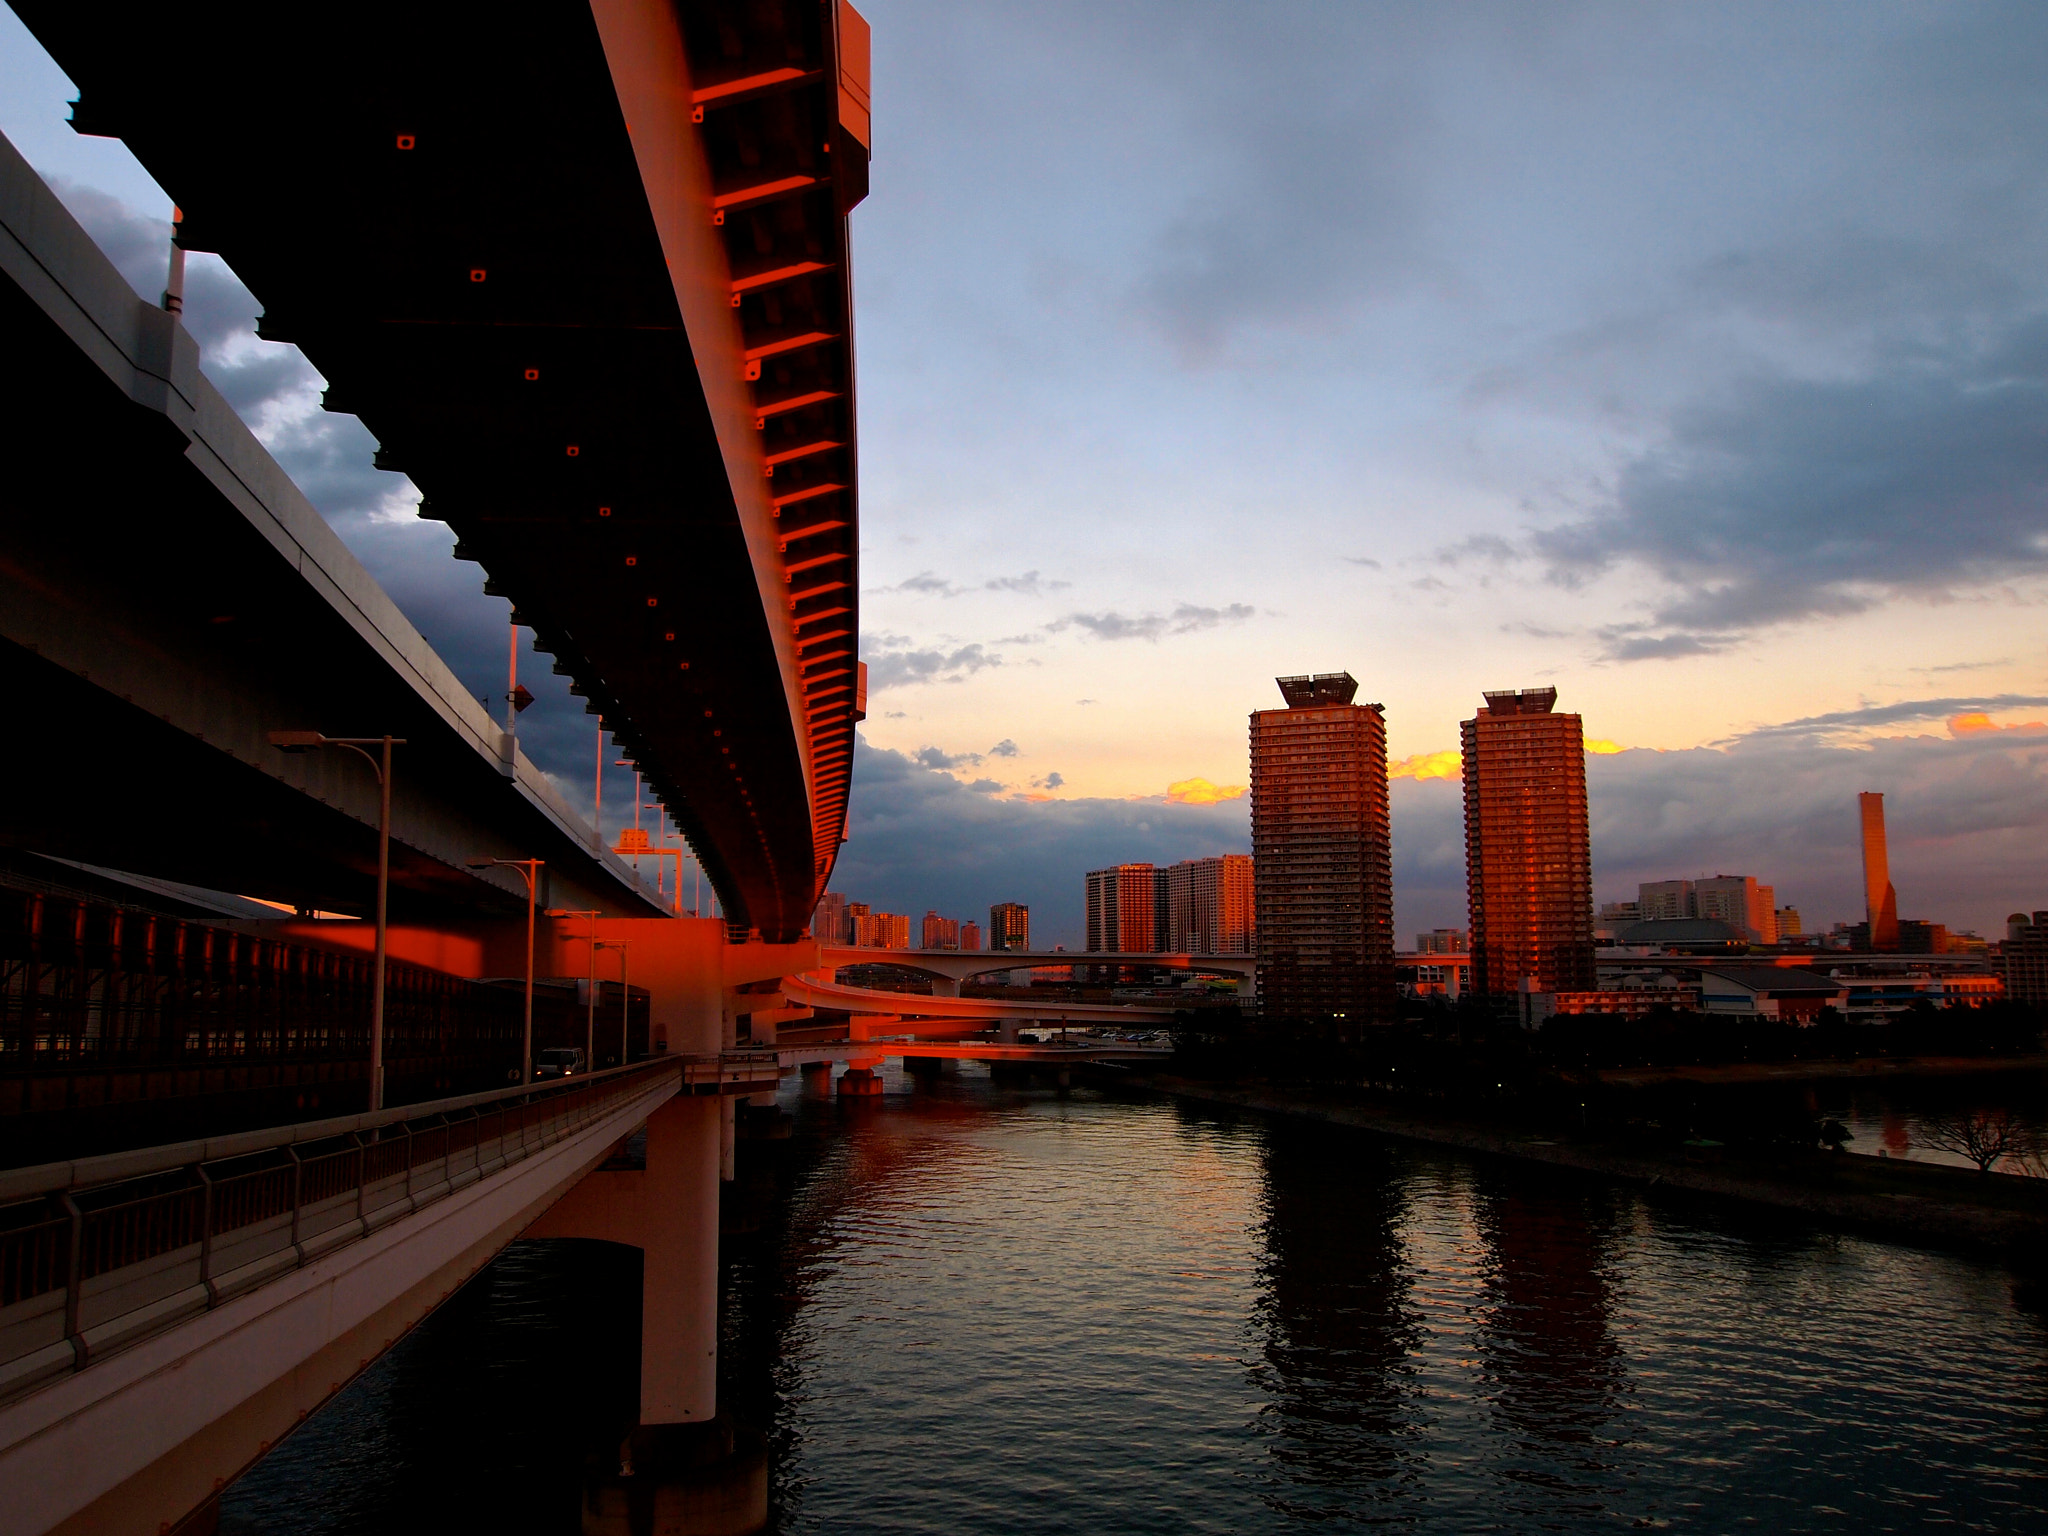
581,1418 -> 768,1536
837,1066 -> 883,1098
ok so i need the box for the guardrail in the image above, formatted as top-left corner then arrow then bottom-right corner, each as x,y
0,1058 -> 683,1405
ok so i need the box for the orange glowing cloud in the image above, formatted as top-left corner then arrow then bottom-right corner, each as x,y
1389,750 -> 1461,782
1165,777 -> 1246,805
1585,738 -> 1626,754
1949,712 -> 2046,737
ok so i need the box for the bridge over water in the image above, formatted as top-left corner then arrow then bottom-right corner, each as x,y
0,5 -> 1193,1528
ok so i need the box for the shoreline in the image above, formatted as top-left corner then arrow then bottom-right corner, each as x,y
1131,1074 -> 2048,1262
1595,1052 -> 2048,1090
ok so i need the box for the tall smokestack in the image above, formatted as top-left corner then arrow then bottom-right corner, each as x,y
1859,791 -> 1899,951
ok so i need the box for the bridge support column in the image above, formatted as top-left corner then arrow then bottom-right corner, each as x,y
800,1060 -> 833,1098
930,977 -> 961,997
837,1055 -> 884,1098
720,1097 -> 737,1182
541,1094 -> 766,1534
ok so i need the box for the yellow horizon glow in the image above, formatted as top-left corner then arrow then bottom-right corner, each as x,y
1949,711 -> 2045,737
1389,750 -> 1462,781
1165,776 -> 1246,805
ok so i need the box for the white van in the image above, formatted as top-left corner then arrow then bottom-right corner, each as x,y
535,1046 -> 587,1080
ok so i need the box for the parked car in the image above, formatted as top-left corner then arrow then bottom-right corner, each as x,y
535,1046 -> 587,1080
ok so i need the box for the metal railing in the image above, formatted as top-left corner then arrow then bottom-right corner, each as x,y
0,1058 -> 682,1405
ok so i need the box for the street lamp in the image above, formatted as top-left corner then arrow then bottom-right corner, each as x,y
270,731 -> 406,1111
596,940 -> 631,1066
470,858 -> 544,1085
547,908 -> 601,1069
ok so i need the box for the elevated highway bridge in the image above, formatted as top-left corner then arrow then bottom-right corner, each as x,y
18,0 -> 871,941
0,5 -> 1203,1527
0,4 -> 1216,1529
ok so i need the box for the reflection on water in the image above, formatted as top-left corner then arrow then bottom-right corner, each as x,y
225,1065 -> 2048,1533
1819,1071 -> 2048,1176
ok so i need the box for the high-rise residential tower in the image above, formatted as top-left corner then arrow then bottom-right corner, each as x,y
1860,791 -> 1899,952
1165,855 -> 1256,953
989,901 -> 1030,951
1461,687 -> 1595,996
1085,864 -> 1163,951
1249,673 -> 1395,1020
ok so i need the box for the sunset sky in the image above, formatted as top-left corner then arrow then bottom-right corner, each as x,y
5,1 -> 2044,946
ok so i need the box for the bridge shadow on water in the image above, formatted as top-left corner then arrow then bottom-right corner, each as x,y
219,1242 -> 642,1535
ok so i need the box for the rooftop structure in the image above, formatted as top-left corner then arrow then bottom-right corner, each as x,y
1275,673 -> 1360,708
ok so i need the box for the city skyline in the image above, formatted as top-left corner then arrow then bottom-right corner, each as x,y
1,4 -> 2041,948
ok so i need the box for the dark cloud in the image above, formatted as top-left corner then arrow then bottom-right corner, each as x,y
1535,322 -> 2048,659
864,641 -> 1004,690
1584,731 -> 2048,935
987,739 -> 1020,758
966,778 -> 1006,794
882,569 -> 1069,598
1122,6 -> 1444,359
1050,602 -> 1255,642
982,571 -> 1068,595
889,571 -> 958,596
1739,694 -> 2048,740
915,746 -> 978,770
832,722 -> 2048,953
831,740 -> 1246,947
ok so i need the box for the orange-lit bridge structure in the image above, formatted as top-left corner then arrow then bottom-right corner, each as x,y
0,3 -> 911,1533
18,0 -> 871,942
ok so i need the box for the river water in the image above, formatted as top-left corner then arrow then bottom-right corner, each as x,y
223,1065 -> 2048,1533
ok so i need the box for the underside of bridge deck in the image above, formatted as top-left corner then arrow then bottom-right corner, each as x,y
15,0 -> 870,943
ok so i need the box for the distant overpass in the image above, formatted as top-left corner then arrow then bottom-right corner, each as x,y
819,948 -> 1258,994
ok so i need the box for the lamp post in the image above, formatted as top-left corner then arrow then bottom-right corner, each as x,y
547,909 -> 601,1068
470,858 -> 544,1084
597,940 -> 631,1066
270,731 -> 405,1111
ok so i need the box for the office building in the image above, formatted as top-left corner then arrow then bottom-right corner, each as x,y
1414,928 -> 1469,954
2005,912 -> 2048,1005
1249,672 -> 1395,1020
1461,687 -> 1595,996
989,902 -> 1030,952
1164,855 -> 1255,953
1860,791 -> 1900,952
1694,875 -> 1778,945
813,890 -> 851,944
960,920 -> 982,952
1775,906 -> 1803,941
1594,903 -> 1639,941
1085,864 -> 1164,952
1638,880 -> 1694,921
